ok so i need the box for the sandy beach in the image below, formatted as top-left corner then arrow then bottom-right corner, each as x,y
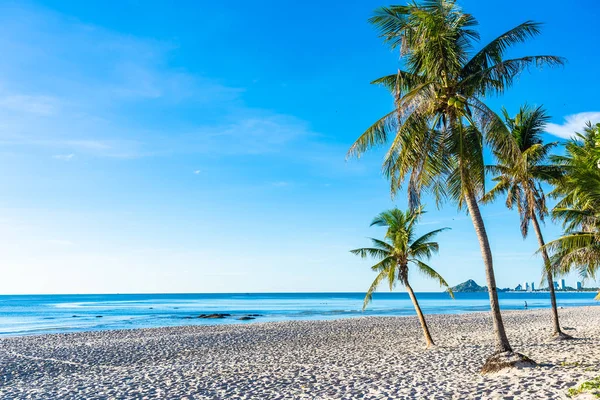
1,306 -> 599,399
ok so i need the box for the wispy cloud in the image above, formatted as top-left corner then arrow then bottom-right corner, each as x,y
46,239 -> 74,246
0,94 -> 59,116
545,112 -> 600,139
52,153 -> 74,161
64,140 -> 111,151
166,114 -> 315,156
0,3 -> 316,160
193,170 -> 201,175
271,181 -> 290,187
0,4 -> 245,158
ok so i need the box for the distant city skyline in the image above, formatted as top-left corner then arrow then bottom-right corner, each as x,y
515,279 -> 585,291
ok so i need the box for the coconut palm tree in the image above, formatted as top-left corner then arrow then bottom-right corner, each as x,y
545,123 -> 600,298
548,213 -> 600,301
351,206 -> 452,347
347,0 -> 564,369
483,105 -> 569,339
551,123 -> 600,212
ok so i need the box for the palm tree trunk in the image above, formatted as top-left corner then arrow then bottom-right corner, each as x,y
464,190 -> 513,353
530,214 -> 568,338
405,280 -> 435,348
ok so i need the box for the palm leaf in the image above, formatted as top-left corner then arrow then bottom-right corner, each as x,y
363,270 -> 388,310
411,259 -> 454,298
461,21 -> 543,78
349,246 -> 390,260
347,110 -> 396,159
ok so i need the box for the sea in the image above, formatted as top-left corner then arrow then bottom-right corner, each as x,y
0,292 -> 597,337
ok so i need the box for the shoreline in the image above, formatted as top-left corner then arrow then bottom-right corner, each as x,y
3,302 -> 599,339
1,306 -> 599,398
2,292 -> 597,338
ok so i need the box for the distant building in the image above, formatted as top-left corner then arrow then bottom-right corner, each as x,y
515,284 -> 523,291
560,279 -> 566,290
553,281 -> 559,289
577,281 -> 583,290
530,282 -> 535,291
523,282 -> 530,291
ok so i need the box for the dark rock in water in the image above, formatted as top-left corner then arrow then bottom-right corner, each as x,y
95,315 -> 103,318
237,316 -> 256,321
72,315 -> 79,318
248,314 -> 262,317
197,313 -> 231,319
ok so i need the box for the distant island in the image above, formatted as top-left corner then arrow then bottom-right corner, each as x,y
449,279 -> 600,293
450,279 -> 487,292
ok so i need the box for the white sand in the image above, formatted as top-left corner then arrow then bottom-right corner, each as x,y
1,306 -> 599,399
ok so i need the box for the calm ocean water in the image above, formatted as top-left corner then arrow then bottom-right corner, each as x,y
0,292 -> 597,336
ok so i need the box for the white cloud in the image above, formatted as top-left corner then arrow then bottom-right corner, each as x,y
52,153 -> 74,161
545,112 -> 600,139
193,170 -> 201,174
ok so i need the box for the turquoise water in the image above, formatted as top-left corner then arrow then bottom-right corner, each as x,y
0,292 -> 597,336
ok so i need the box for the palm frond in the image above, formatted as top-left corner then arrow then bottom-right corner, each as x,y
461,21 -> 543,78
462,56 -> 565,97
347,110 -> 396,159
411,259 -> 454,298
410,228 -> 451,250
363,270 -> 388,310
349,246 -> 391,260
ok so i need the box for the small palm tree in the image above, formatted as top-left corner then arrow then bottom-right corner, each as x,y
351,206 -> 453,348
545,123 -> 600,298
483,105 -> 569,339
348,0 -> 563,370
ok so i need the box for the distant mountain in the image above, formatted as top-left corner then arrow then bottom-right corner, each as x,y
450,279 -> 487,292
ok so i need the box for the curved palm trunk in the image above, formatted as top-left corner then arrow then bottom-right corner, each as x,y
405,280 -> 435,348
464,191 -> 513,353
530,214 -> 568,338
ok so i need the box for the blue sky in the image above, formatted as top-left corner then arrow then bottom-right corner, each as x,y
0,0 -> 598,294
